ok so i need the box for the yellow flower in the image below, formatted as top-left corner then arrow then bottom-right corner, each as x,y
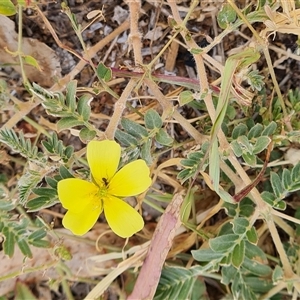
57,140 -> 151,238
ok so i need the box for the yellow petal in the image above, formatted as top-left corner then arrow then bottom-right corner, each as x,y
87,140 -> 121,185
62,203 -> 102,235
103,195 -> 144,238
58,178 -> 99,213
109,160 -> 151,197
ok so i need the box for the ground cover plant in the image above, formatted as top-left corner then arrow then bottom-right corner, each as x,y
1,0 -> 300,299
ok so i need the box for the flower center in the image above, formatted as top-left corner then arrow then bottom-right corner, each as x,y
90,178 -> 110,210
90,185 -> 108,211
97,185 -> 108,199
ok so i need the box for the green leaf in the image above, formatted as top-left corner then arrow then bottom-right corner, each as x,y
274,200 -> 286,210
247,70 -> 265,91
77,94 -> 91,121
253,136 -> 270,154
59,165 -> 74,179
239,197 -> 255,217
42,132 -> 68,158
0,128 -> 42,161
190,48 -> 203,55
154,266 -> 204,300
242,152 -> 256,166
144,109 -> 163,129
209,140 -> 220,193
0,0 -> 16,16
23,55 -> 41,71
272,265 -> 284,283
28,228 -> 47,241
246,227 -> 258,244
209,234 -> 239,252
291,163 -> 300,183
121,118 -> 148,138
181,187 -> 196,223
0,200 -> 15,211
245,241 -> 267,260
29,239 -> 50,248
244,277 -> 273,293
177,169 -> 193,182
115,129 -> 138,147
18,171 -> 42,204
232,123 -> 248,139
192,248 -> 223,262
233,277 -> 257,300
57,117 -> 84,132
242,257 -> 272,276
97,62 -> 112,81
32,187 -> 57,198
223,202 -> 237,217
231,140 -> 243,157
221,265 -> 237,285
261,191 -> 276,206
270,172 -> 284,199
219,222 -> 234,236
26,196 -> 57,212
179,90 -> 194,106
181,159 -> 195,168
219,253 -> 231,265
231,240 -> 245,268
65,80 -> 77,112
218,189 -> 234,204
15,281 -> 38,300
217,3 -> 237,29
2,226 -> 15,257
227,105 -> 236,120
79,128 -> 97,143
237,135 -> 252,152
261,121 -> 277,136
282,168 -> 292,190
141,138 -> 152,165
188,152 -> 203,161
190,278 -> 208,300
247,123 -> 263,140
64,145 -> 74,160
17,238 -> 32,258
232,217 -> 249,235
155,128 -> 173,146
42,142 -> 54,154
45,177 -> 58,189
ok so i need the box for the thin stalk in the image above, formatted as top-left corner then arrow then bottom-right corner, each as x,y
23,116 -> 51,137
227,0 -> 291,130
0,261 -> 57,281
143,198 -> 165,214
62,5 -> 119,100
128,0 -> 143,65
105,79 -> 138,139
56,262 -> 75,300
17,5 -> 30,89
266,216 -> 295,278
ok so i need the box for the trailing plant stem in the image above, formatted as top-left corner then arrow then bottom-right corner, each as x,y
105,79 -> 138,139
17,5 -> 30,89
227,0 -> 292,131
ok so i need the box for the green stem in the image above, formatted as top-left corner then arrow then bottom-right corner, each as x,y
16,205 -> 34,225
23,116 -> 51,137
143,197 -> 165,214
0,261 -> 57,281
227,0 -> 291,130
62,4 -> 119,100
17,5 -> 31,90
56,262 -> 75,300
